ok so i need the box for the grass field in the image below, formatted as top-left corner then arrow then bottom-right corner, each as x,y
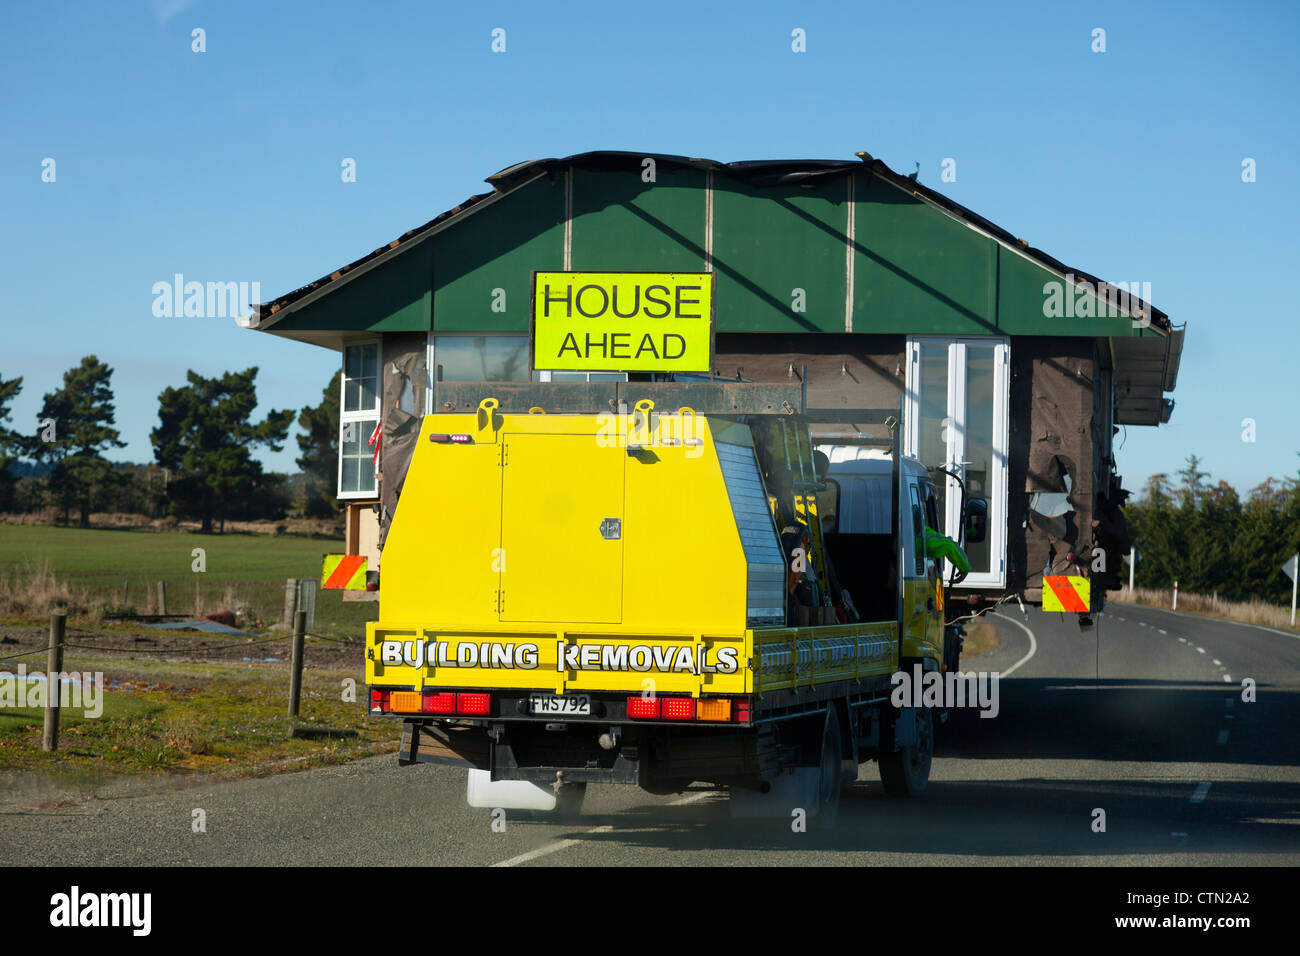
0,652 -> 396,783
0,525 -> 377,637
0,683 -> 163,734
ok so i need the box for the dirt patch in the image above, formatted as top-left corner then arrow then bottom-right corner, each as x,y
960,616 -> 1001,660
0,623 -> 363,668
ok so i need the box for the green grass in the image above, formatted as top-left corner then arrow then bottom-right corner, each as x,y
0,689 -> 163,733
0,652 -> 396,781
0,524 -> 377,637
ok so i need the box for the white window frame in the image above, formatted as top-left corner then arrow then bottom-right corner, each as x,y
535,370 -> 629,383
904,336 -> 1010,588
338,338 -> 381,501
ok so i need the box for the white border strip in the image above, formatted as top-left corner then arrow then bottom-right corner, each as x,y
844,173 -> 855,332
704,169 -> 714,272
563,166 -> 573,271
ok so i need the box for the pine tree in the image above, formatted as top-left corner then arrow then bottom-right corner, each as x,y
151,368 -> 293,533
295,370 -> 340,518
29,357 -> 125,527
0,375 -> 23,511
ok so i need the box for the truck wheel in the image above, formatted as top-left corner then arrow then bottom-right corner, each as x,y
812,709 -> 841,827
878,707 -> 933,797
553,782 -> 587,821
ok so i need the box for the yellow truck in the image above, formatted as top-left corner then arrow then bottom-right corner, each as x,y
364,392 -> 982,822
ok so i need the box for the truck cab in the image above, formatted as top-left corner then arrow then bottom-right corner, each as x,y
818,446 -> 947,668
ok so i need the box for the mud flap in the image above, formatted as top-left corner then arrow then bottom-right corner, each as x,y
465,768 -> 557,811
728,768 -> 821,818
891,707 -> 917,749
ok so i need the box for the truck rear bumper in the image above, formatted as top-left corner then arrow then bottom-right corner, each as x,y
397,716 -> 777,789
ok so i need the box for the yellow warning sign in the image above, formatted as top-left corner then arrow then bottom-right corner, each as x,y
322,554 -> 367,590
1043,575 -> 1090,612
531,271 -> 714,373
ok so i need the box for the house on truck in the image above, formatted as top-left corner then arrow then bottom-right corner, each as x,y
238,150 -> 1184,610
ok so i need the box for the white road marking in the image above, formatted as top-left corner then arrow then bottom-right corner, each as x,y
1158,629 -> 1168,635
1178,637 -> 1187,644
1217,729 -> 1230,745
1224,674 -> 1233,683
991,612 -> 1039,677
492,791 -> 713,867
1197,647 -> 1207,654
1212,659 -> 1222,666
1190,782 -> 1211,803
1111,603 -> 1300,641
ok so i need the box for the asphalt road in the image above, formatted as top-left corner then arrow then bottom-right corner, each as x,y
3,603 -> 1298,866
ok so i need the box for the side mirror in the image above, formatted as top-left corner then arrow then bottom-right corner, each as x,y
964,498 -> 988,544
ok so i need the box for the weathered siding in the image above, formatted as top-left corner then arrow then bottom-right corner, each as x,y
1007,338 -> 1100,598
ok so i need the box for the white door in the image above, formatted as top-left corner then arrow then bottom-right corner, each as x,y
904,337 -> 1009,588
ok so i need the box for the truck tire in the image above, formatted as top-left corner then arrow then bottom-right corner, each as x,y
812,708 -> 841,828
554,781 -> 587,821
878,707 -> 933,797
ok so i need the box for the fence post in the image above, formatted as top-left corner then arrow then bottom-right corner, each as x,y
281,578 -> 298,628
289,610 -> 306,718
156,580 -> 167,616
42,611 -> 66,752
1172,580 -> 1179,611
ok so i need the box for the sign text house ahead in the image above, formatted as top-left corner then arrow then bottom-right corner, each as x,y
531,271 -> 714,373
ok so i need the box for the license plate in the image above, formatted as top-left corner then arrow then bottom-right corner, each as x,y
529,694 -> 591,715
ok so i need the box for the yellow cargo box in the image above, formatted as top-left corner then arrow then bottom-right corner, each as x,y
365,400 -> 900,697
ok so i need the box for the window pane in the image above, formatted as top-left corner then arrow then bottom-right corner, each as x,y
963,346 -> 996,574
358,375 -> 377,410
340,420 -> 364,456
339,418 -> 377,495
435,336 -> 528,382
917,342 -> 949,539
343,344 -> 378,412
341,458 -> 360,494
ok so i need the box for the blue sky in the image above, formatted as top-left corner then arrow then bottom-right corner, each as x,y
2,0 -> 1297,492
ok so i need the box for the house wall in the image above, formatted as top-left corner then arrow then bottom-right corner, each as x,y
267,160 -> 1146,604
713,332 -> 905,439
1008,337 -> 1106,598
377,332 -> 427,554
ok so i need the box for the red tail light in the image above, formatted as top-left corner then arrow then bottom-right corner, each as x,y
370,689 -> 390,714
626,696 -> 660,719
661,697 -> 696,720
428,433 -> 451,443
422,692 -> 457,714
734,698 -> 752,722
457,692 -> 490,715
